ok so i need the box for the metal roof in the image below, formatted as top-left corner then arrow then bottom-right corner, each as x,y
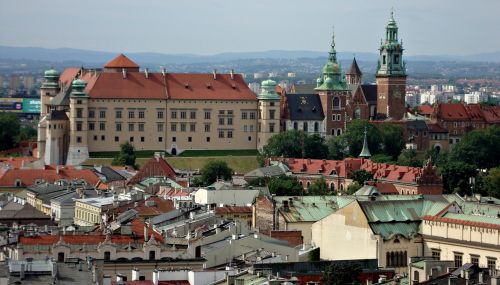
369,222 -> 420,240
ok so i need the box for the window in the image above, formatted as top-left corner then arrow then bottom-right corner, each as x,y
156,111 -> 163,119
138,123 -> 144,132
206,137 -> 210,142
101,135 -> 105,141
354,107 -> 361,119
269,123 -> 275,133
219,130 -> 224,138
383,55 -> 386,64
303,122 -> 308,132
432,249 -> 441,260
249,112 -> 256,120
171,123 -> 177,132
244,125 -> 248,132
89,122 -> 95,131
180,111 -> 186,119
487,258 -> 496,274
248,136 -> 252,141
227,131 -> 233,138
116,123 -> 122,132
219,117 -> 224,125
99,122 -> 106,131
94,135 -> 97,141
89,110 -> 95,118
190,123 -> 196,132
394,54 -> 400,64
188,137 -> 192,142
158,137 -> 163,142
470,255 -> 479,267
180,123 -> 186,132
314,122 -> 319,132
249,125 -> 254,132
269,110 -> 276,119
454,253 -> 463,268
270,102 -> 275,107
337,129 -> 342,136
157,123 -> 164,132
149,251 -> 156,260
333,97 -> 340,109
204,111 -> 211,119
99,110 -> 106,118
130,136 -> 134,142
76,122 -> 82,131
115,136 -> 119,142
115,110 -> 122,119
227,110 -> 233,116
76,108 -> 83,118
227,117 -> 233,125
128,110 -> 135,119
76,136 -> 82,143
190,111 -> 196,119
172,137 -> 176,142
104,251 -> 111,261
242,112 -> 247,119
337,114 -> 341,121
138,111 -> 145,119
219,110 -> 225,115
170,111 -> 176,119
140,136 -> 145,142
204,124 -> 210,132
294,122 -> 298,130
259,111 -> 262,119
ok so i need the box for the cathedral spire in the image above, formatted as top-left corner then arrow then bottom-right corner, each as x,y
328,26 -> 337,62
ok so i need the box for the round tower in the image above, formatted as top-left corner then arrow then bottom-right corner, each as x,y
66,79 -> 90,166
40,69 -> 60,117
257,80 -> 281,151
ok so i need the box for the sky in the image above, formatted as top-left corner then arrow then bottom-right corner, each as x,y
0,0 -> 499,56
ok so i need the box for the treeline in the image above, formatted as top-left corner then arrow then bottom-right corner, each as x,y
0,112 -> 37,151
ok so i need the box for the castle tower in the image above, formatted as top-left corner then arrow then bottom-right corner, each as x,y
66,79 -> 90,166
257,80 -> 281,151
37,68 -> 61,160
315,29 -> 350,136
376,10 -> 407,120
346,57 -> 362,85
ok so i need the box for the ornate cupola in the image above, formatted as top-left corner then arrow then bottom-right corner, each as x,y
70,79 -> 88,97
376,10 -> 406,76
315,29 -> 348,91
42,68 -> 60,89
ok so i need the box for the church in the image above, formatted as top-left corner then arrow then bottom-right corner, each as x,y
282,11 -> 407,136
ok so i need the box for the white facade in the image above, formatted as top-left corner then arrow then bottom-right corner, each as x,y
194,189 -> 260,207
464,91 -> 489,104
284,120 -> 326,137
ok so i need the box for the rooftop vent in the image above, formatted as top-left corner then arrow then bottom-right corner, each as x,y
230,69 -> 234,80
184,82 -> 189,89
213,69 -> 217,80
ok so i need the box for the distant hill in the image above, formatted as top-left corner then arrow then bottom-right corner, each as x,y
1,45 -> 499,65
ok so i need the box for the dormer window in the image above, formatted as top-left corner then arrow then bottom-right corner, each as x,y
15,179 -> 22,187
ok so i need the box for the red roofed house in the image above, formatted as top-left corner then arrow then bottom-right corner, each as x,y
128,156 -> 177,185
0,165 -> 100,188
37,53 -> 280,166
271,157 -> 443,195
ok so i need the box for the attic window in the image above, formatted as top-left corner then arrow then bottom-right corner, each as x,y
15,179 -> 22,187
231,83 -> 236,89
206,83 -> 212,89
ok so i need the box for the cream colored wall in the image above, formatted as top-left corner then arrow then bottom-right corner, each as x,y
74,201 -> 102,226
284,221 -> 313,245
257,100 -> 280,150
83,99 -> 258,153
422,220 -> 500,269
379,236 -> 423,275
311,202 -> 377,261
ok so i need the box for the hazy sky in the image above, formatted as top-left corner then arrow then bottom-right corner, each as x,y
1,0 -> 498,56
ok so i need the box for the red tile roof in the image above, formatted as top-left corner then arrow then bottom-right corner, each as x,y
104,54 -> 140,69
422,215 -> 500,230
0,167 -> 100,187
438,103 -> 469,121
0,157 -> 38,169
215,206 -> 252,215
129,157 -> 177,185
426,123 -> 447,133
418,105 -> 433,115
109,196 -> 175,217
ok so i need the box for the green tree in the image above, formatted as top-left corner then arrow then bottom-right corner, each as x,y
370,154 -> 394,163
350,169 -> 373,185
307,177 -> 329,195
17,125 -> 37,142
112,142 -> 137,169
326,135 -> 348,160
397,149 -> 422,167
481,167 -> 500,198
347,182 -> 363,195
262,130 -> 305,158
200,160 -> 233,186
378,123 -> 405,160
439,161 -> 477,195
0,112 -> 21,150
304,134 -> 329,159
449,125 -> 500,169
268,176 -> 303,196
247,177 -> 268,187
323,262 -> 362,285
344,120 -> 383,157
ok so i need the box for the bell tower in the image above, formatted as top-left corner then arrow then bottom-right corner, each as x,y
376,10 -> 407,120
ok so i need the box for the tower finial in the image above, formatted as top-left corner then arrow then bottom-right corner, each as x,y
359,126 -> 372,158
331,25 -> 335,48
390,7 -> 394,20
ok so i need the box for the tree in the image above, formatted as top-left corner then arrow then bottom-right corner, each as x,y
397,149 -> 422,167
247,177 -> 267,187
200,160 -> 233,186
307,177 -> 329,195
304,134 -> 329,159
0,112 -> 20,151
378,123 -> 405,160
439,161 -> 477,195
481,167 -> 500,199
262,130 -> 305,158
326,135 -> 348,160
112,142 -> 137,169
268,176 -> 303,196
17,125 -> 37,142
449,125 -> 500,169
344,120 -> 383,157
347,182 -> 362,195
370,154 -> 393,164
323,262 -> 362,285
350,169 -> 373,185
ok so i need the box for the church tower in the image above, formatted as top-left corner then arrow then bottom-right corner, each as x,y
66,79 -> 90,166
346,57 -> 362,85
376,10 -> 407,120
315,29 -> 350,136
257,80 -> 281,151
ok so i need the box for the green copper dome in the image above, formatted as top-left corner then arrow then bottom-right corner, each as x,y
258,79 -> 280,100
323,61 -> 340,74
70,79 -> 88,97
44,68 -> 60,78
41,68 -> 60,89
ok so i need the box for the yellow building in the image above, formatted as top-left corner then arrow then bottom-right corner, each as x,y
37,54 -> 280,165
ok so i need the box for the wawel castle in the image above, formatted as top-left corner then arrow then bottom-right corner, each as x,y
38,12 -> 406,165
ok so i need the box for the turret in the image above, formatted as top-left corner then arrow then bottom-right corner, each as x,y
346,57 -> 362,85
40,68 -> 61,117
66,79 -> 90,166
257,79 -> 281,151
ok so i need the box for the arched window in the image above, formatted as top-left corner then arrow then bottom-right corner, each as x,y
314,122 -> 319,132
354,107 -> 361,119
399,251 -> 404,267
330,183 -> 335,192
294,122 -> 298,130
337,129 -> 342,136
306,181 -> 311,188
331,129 -> 335,136
332,97 -> 340,109
303,122 -> 308,132
340,184 -> 344,192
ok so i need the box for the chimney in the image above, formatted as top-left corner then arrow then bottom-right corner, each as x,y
56,165 -> 60,175
213,69 -> 217,80
144,225 -> 149,241
161,67 -> 166,76
230,69 -> 234,80
144,68 -> 149,78
103,275 -> 112,285
122,68 -> 126,79
132,268 -> 140,281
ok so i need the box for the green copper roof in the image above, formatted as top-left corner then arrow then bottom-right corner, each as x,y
314,28 -> 348,91
258,79 -> 280,100
42,68 -> 60,89
44,68 -> 60,78
70,79 -> 87,97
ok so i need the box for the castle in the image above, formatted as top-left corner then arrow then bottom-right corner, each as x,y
37,11 -> 406,165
